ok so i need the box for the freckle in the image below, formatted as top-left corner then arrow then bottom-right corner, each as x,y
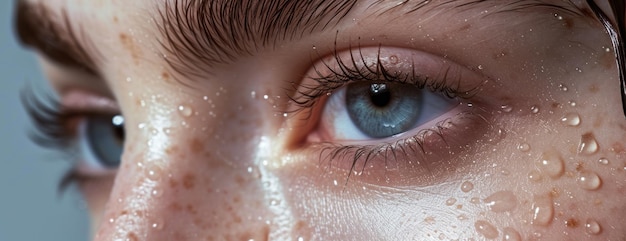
169,178 -> 179,188
190,138 -> 204,154
563,18 -> 574,29
169,202 -> 182,212
182,173 -> 196,189
565,218 -> 579,228
127,232 -> 139,241
235,175 -> 245,185
459,24 -> 471,31
161,71 -> 170,80
113,16 -> 118,23
120,210 -> 128,216
588,84 -> 599,93
186,204 -> 198,215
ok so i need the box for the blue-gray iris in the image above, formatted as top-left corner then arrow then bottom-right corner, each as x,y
86,115 -> 124,168
346,82 -> 422,138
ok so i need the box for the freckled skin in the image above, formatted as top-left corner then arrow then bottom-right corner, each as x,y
26,0 -> 626,240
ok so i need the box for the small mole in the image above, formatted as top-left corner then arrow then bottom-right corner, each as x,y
113,16 -> 118,23
459,24 -> 471,31
588,84 -> 599,93
575,162 -> 584,172
161,71 -> 170,80
563,18 -> 574,29
168,202 -> 182,212
182,173 -> 196,189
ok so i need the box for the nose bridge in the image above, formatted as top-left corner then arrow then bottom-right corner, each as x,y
94,91 -> 283,240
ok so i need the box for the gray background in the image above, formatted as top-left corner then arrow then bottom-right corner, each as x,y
0,1 -> 89,240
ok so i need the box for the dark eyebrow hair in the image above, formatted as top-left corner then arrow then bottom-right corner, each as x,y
157,0 -> 358,79
158,0 -> 589,80
14,1 -> 100,76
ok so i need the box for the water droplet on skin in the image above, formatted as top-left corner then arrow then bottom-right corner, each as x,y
389,55 -> 398,64
269,198 -> 281,206
598,157 -> 609,165
474,220 -> 498,239
530,105 -> 540,114
560,113 -> 581,126
109,218 -> 115,223
151,188 -> 163,197
470,197 -> 481,204
263,95 -> 269,100
445,198 -> 457,206
178,105 -> 193,117
531,195 -> 554,226
558,83 -> 568,92
528,170 -> 542,182
457,214 -> 468,220
517,143 -> 531,152
501,105 -> 513,113
568,100 -> 577,107
502,227 -> 522,241
577,171 -> 602,190
146,166 -> 164,181
461,181 -> 474,192
536,150 -> 564,178
162,128 -> 172,135
575,67 -> 583,73
138,123 -> 146,129
151,219 -> 165,230
604,46 -> 612,52
477,65 -> 484,70
585,219 -> 601,234
484,190 -> 518,212
578,133 -> 599,155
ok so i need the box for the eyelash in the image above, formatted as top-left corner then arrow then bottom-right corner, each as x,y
289,44 -> 487,182
21,87 -> 93,192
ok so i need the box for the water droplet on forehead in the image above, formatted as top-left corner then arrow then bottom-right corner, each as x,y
146,165 -> 164,181
578,133 -> 599,155
568,100 -> 577,107
484,190 -> 518,212
151,218 -> 165,230
460,181 -> 474,192
558,83 -> 568,92
560,113 -> 581,127
528,170 -> 542,182
577,171 -> 602,190
474,220 -> 498,239
177,105 -> 193,117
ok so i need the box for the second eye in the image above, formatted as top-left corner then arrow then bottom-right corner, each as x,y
314,81 -> 458,142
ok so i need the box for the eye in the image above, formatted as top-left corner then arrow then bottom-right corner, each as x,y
316,81 -> 457,141
75,114 -> 124,175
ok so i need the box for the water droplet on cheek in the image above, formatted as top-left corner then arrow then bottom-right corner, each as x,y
598,157 -> 609,165
517,143 -> 531,152
558,83 -> 568,92
474,220 -> 498,239
528,170 -> 542,182
536,150 -> 564,178
577,171 -> 602,190
502,227 -> 522,241
445,198 -> 457,206
151,218 -> 165,230
484,191 -> 518,212
560,113 -> 581,127
177,105 -> 193,117
531,195 -> 554,226
578,133 -> 599,155
585,219 -> 602,234
500,105 -> 513,113
461,181 -> 474,192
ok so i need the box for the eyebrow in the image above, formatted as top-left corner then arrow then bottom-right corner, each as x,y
14,1 -> 99,76
158,0 -> 589,80
158,0 -> 358,79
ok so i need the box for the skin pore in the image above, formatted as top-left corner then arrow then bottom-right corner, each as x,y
15,0 -> 626,240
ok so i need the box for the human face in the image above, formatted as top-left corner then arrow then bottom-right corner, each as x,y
15,0 -> 626,240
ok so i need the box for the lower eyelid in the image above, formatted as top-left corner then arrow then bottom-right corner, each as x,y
293,106 -> 495,186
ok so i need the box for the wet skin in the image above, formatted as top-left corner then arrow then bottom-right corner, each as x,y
16,0 -> 626,240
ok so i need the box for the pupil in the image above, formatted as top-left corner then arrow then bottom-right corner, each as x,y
369,84 -> 391,107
